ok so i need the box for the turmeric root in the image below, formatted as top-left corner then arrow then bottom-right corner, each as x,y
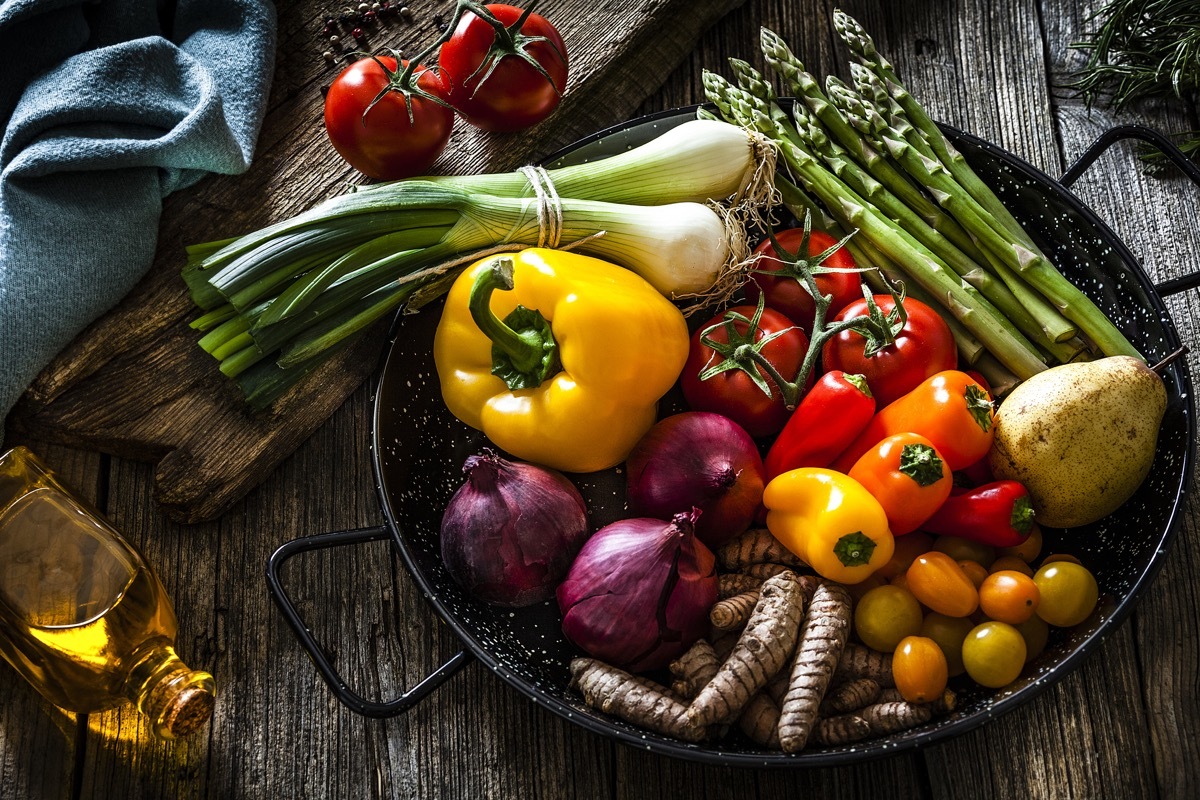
569,658 -> 706,742
810,713 -> 873,746
741,562 -> 794,580
834,643 -> 895,687
688,571 -> 807,726
718,573 -> 763,599
764,668 -> 789,705
717,528 -> 804,570
818,678 -> 881,716
777,581 -> 853,753
710,591 -> 759,633
738,693 -> 781,748
669,640 -> 720,699
877,687 -> 958,715
859,700 -> 933,735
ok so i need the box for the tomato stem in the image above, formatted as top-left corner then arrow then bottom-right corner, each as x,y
447,0 -> 567,100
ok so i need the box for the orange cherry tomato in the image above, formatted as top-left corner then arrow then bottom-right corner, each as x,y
979,570 -> 1041,624
890,573 -> 910,590
849,433 -> 953,535
906,551 -> 979,617
958,560 -> 989,588
876,531 -> 934,580
833,371 -> 996,472
999,523 -> 1043,563
893,636 -> 949,703
990,556 -> 1034,577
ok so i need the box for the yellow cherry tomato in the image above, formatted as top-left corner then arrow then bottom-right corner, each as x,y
919,613 -> 974,677
854,585 -> 924,653
1014,615 -> 1049,663
893,636 -> 948,703
1034,562 -> 1099,627
932,535 -> 996,567
962,621 -> 1026,688
1041,553 -> 1083,567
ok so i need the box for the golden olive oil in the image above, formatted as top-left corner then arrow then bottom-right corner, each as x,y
0,448 -> 214,738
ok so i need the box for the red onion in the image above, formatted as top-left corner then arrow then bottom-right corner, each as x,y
626,412 -> 766,549
556,510 -> 717,672
441,450 -> 589,607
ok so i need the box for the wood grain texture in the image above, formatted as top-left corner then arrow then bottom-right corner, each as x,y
2,0 -> 1199,797
5,0 -> 746,524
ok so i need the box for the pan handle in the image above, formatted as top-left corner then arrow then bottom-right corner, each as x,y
266,526 -> 474,718
1060,125 -> 1200,297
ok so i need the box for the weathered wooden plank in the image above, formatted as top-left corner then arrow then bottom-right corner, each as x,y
1041,3 -> 1200,799
8,0 -> 748,524
0,442 -> 102,800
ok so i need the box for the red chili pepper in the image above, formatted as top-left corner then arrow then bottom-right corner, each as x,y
764,371 -> 876,479
920,480 -> 1035,547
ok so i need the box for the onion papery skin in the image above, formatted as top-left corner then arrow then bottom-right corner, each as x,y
626,412 -> 766,549
441,450 -> 589,607
556,512 -> 717,672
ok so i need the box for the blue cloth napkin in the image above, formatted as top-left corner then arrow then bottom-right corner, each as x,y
0,0 -> 276,437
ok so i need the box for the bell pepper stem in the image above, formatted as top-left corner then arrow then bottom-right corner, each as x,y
468,257 -> 561,390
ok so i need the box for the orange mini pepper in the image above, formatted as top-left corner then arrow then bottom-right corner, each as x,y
832,370 -> 996,472
848,433 -> 953,535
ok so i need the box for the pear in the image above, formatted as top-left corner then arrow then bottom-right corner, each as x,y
988,354 -> 1171,528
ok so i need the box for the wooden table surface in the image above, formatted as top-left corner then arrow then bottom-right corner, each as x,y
3,0 -> 1199,797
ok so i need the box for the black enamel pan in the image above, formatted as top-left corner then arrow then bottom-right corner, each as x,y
267,108 -> 1200,766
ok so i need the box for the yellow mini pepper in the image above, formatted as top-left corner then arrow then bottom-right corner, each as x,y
763,468 -> 895,584
433,248 -> 690,473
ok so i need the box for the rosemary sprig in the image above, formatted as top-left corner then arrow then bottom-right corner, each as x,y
1068,0 -> 1200,169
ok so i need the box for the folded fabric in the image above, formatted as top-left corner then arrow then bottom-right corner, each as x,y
0,0 -> 276,441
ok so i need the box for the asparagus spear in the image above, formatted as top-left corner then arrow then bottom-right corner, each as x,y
705,71 -> 1047,378
832,10 -> 1141,359
757,29 -> 984,263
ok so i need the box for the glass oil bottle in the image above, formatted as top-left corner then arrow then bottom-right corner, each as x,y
0,446 -> 214,738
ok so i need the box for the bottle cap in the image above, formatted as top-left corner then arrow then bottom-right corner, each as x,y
163,682 -> 216,738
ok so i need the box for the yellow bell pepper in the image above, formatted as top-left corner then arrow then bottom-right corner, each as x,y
433,248 -> 690,473
763,467 -> 895,584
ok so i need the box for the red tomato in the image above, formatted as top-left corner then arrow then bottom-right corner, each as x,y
745,228 -> 862,335
681,305 -> 810,438
822,295 -> 957,407
438,4 -> 569,132
324,57 -> 453,180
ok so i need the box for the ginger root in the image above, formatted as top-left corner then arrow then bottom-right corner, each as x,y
688,571 -> 807,726
717,528 -> 804,570
570,658 -> 706,742
710,591 -> 759,633
669,640 -> 720,699
778,581 -> 853,753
